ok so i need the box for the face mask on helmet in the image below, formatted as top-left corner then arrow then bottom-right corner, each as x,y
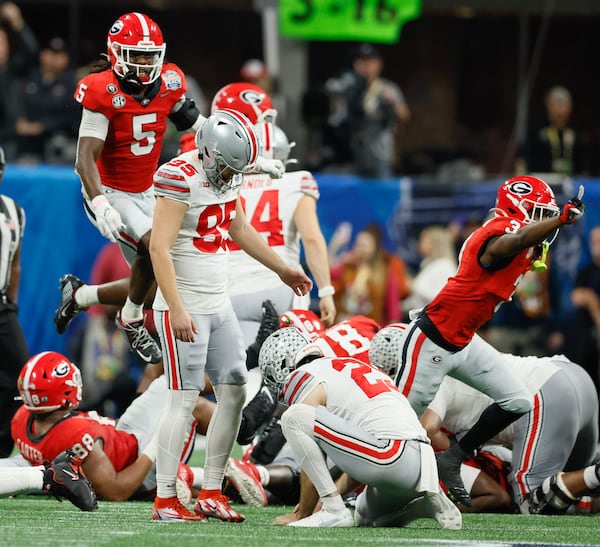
368,323 -> 407,377
211,82 -> 277,125
16,352 -> 83,413
195,108 -> 259,193
259,328 -> 311,390
494,176 -> 560,225
107,12 -> 166,86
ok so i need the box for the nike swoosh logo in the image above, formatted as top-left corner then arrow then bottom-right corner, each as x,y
136,351 -> 153,363
160,92 -> 169,97
63,469 -> 78,481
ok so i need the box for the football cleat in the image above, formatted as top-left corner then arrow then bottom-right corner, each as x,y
237,384 -> 278,445
436,448 -> 472,506
246,300 -> 280,358
248,415 -> 286,466
225,458 -> 268,507
424,491 -> 463,530
152,496 -> 205,522
288,507 -> 354,528
194,491 -> 245,522
42,450 -> 97,512
54,274 -> 85,334
115,310 -> 162,364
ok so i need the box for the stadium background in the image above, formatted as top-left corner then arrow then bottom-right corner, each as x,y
5,0 -> 600,356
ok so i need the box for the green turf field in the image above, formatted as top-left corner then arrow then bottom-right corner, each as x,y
0,496 -> 599,547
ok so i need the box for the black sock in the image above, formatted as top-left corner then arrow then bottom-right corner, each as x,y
458,403 -> 525,455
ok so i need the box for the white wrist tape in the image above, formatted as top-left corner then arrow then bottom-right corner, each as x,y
318,285 -> 335,298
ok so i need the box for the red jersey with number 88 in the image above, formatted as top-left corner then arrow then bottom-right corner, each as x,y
11,406 -> 138,469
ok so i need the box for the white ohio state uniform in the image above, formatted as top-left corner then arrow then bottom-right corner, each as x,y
281,357 -> 442,524
152,150 -> 247,389
227,170 -> 319,344
428,354 -> 598,505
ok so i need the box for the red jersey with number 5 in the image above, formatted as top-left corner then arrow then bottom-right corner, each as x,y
282,356 -> 428,441
11,406 -> 138,469
426,215 -> 537,347
74,64 -> 187,193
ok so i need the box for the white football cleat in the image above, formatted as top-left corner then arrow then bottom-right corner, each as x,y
288,507 -> 354,528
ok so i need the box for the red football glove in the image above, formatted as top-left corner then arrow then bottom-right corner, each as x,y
559,185 -> 585,224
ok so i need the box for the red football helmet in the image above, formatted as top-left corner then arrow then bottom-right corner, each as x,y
211,82 -> 277,124
279,309 -> 325,341
494,176 -> 559,224
17,352 -> 82,413
106,12 -> 166,85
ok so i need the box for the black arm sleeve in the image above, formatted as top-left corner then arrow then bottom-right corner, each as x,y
168,97 -> 201,131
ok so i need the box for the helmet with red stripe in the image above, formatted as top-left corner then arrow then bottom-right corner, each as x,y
494,176 -> 559,224
211,82 -> 276,124
195,108 -> 259,193
106,12 -> 166,86
17,352 -> 82,413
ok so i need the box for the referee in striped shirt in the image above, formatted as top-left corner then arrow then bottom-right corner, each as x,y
0,146 -> 29,457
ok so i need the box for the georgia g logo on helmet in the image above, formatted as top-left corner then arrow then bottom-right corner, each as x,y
109,20 -> 124,35
508,180 -> 533,196
54,361 -> 71,378
240,90 -> 264,106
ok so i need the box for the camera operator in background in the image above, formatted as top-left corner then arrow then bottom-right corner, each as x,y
324,44 -> 410,179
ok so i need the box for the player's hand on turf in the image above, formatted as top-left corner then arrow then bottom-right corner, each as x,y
91,195 -> 124,242
560,184 -> 585,224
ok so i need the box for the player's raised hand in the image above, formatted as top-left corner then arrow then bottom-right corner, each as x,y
559,185 -> 585,224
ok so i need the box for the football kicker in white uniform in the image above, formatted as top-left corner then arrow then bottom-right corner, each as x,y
149,109 -> 312,522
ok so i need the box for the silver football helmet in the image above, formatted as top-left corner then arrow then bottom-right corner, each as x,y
254,122 -> 297,165
259,328 -> 311,390
368,323 -> 407,377
196,108 -> 259,193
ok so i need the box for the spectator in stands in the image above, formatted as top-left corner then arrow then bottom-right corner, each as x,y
324,43 -> 410,178
16,37 -> 79,163
329,222 -> 409,325
0,2 -> 38,161
517,86 -> 590,177
402,225 -> 457,318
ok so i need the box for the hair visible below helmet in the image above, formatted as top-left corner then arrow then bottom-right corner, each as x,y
195,108 -> 259,192
211,82 -> 277,124
279,309 -> 325,341
494,176 -> 559,224
17,352 -> 82,413
259,328 -> 311,389
368,323 -> 407,377
106,12 -> 166,85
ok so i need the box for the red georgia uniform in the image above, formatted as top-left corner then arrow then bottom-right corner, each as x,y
74,63 -> 187,193
426,216 -> 537,347
11,406 -> 138,470
311,315 -> 380,364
